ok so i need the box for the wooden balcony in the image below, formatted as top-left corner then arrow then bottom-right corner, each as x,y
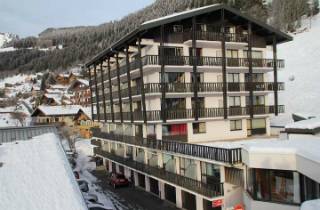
91,128 -> 242,164
94,147 -> 224,198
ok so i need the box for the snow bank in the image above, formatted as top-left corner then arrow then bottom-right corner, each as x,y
0,133 -> 88,210
301,199 -> 320,210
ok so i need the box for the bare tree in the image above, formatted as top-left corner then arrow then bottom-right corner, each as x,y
10,112 -> 27,127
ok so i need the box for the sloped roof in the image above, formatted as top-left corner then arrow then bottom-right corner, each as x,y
85,4 -> 293,67
31,105 -> 83,117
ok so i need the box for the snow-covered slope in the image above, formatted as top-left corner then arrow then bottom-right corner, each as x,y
0,32 -> 18,48
273,14 -> 320,125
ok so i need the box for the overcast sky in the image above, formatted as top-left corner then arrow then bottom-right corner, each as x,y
0,0 -> 155,38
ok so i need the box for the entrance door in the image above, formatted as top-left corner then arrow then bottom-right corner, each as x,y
149,177 -> 159,196
182,190 -> 196,210
164,184 -> 176,204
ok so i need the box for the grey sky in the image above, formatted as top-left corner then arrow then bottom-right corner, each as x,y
0,0 -> 155,38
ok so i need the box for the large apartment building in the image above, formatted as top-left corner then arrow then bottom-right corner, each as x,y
83,4 -> 320,210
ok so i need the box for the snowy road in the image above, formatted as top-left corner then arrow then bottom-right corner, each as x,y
74,139 -> 178,210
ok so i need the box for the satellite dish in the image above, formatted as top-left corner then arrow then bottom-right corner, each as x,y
288,75 -> 295,81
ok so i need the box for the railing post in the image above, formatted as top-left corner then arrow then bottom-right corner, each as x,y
100,61 -> 107,122
93,64 -> 100,121
87,66 -> 94,120
221,9 -> 228,119
116,53 -> 123,123
107,58 -> 115,122
125,45 -> 134,122
248,22 -> 254,118
273,35 -> 279,116
138,37 -> 147,123
192,16 -> 199,121
160,25 -> 167,123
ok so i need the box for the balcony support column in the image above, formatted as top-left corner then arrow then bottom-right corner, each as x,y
107,58 -> 115,122
248,22 -> 254,118
192,16 -> 199,121
138,37 -> 147,123
93,64 -> 100,121
160,24 -> 167,123
125,45 -> 134,122
116,53 -> 123,123
87,66 -> 94,120
100,61 -> 107,122
221,9 -> 228,119
273,35 -> 279,116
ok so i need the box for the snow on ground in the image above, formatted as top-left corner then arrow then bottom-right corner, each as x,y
0,113 -> 20,127
0,133 -> 87,210
75,139 -> 114,209
301,199 -> 320,210
273,13 -> 320,126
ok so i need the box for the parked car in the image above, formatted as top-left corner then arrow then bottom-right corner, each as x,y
77,179 -> 89,192
109,173 -> 129,188
73,171 -> 80,179
83,192 -> 98,203
88,203 -> 113,210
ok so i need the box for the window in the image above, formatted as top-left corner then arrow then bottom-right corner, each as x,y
162,72 -> 185,83
162,124 -> 187,136
216,49 -> 239,58
229,96 -> 241,107
193,122 -> 206,134
246,95 -> 265,106
165,98 -> 186,110
180,158 -> 197,179
201,162 -> 220,184
192,97 -> 205,109
173,25 -> 183,33
245,73 -> 264,82
244,50 -> 263,59
226,49 -> 239,58
191,73 -> 204,83
247,168 -> 299,204
230,120 -> 242,131
228,73 -> 240,83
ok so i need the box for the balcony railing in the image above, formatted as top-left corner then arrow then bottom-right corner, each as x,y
94,148 -> 223,198
112,82 -> 284,99
170,31 -> 249,43
106,55 -> 285,79
91,128 -> 242,164
107,106 -> 284,121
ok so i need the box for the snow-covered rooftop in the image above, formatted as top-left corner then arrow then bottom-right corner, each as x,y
32,105 -> 85,116
201,136 -> 320,163
0,133 -> 87,210
285,117 -> 320,130
142,5 -> 218,26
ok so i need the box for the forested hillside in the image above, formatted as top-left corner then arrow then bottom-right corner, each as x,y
0,0 -> 318,73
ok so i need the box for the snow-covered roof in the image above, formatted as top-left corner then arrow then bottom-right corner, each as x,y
50,84 -> 69,90
201,136 -> 320,164
0,133 -> 87,210
32,105 -> 84,116
285,117 -> 320,130
142,5 -> 217,25
68,79 -> 89,91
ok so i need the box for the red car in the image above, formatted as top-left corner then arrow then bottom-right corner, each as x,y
109,173 -> 129,188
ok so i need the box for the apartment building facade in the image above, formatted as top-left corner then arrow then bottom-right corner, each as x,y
84,4 -> 305,210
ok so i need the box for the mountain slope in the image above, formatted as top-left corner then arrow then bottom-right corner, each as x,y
274,14 -> 320,125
